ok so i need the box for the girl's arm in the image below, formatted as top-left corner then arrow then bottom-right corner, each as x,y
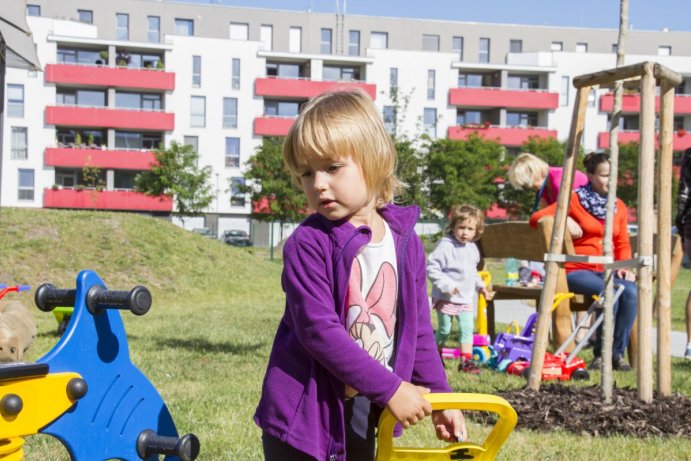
426,240 -> 457,294
613,200 -> 632,262
282,237 -> 402,408
529,200 -> 557,228
411,236 -> 452,393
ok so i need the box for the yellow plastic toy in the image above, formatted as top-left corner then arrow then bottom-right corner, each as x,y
376,393 -> 517,461
0,370 -> 85,459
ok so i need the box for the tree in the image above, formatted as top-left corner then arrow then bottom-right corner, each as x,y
240,137 -> 306,224
135,141 -> 214,224
394,137 -> 429,215
424,134 -> 504,216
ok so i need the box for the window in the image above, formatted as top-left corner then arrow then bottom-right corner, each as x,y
658,46 -> 671,56
232,58 -> 241,90
223,98 -> 238,128
370,31 -> 388,49
55,170 -> 77,188
192,55 -> 201,87
348,30 -> 360,56
230,177 -> 246,206
560,76 -> 570,106
507,75 -> 539,90
289,27 -> 302,53
18,170 -> 34,201
116,14 -> 129,40
225,137 -> 240,167
457,110 -> 482,126
148,16 -> 160,42
114,171 -> 137,190
57,89 -> 106,107
458,73 -> 484,88
321,28 -> 333,54
551,41 -> 563,51
26,5 -> 40,16
383,106 -> 396,134
452,36 -> 464,60
423,108 -> 437,138
427,70 -> 436,100
264,100 -> 300,117
230,22 -> 249,40
78,10 -> 93,24
576,42 -> 588,53
479,38 -> 490,63
422,34 -> 440,52
190,96 -> 206,127
611,44 -> 618,54
510,39 -> 523,53
115,92 -> 161,110
389,67 -> 398,95
114,131 -> 161,150
7,84 -> 24,118
184,136 -> 198,153
11,127 -> 28,160
175,18 -> 194,36
260,25 -> 273,50
588,88 -> 597,107
266,62 -> 302,78
507,112 -> 537,127
323,65 -> 360,81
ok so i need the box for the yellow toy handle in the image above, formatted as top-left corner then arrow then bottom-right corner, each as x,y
475,272 -> 492,336
0,437 -> 24,460
551,292 -> 575,312
376,393 -> 517,461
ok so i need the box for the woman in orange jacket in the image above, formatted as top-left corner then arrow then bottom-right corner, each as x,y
530,153 -> 637,371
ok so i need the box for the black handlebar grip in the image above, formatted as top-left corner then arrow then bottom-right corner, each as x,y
86,285 -> 152,316
136,430 -> 200,461
34,283 -> 76,312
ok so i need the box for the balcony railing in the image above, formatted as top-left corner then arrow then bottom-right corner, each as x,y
599,92 -> 691,114
44,188 -> 173,212
46,63 -> 175,91
46,106 -> 174,131
597,130 -> 691,151
253,116 -> 296,136
448,125 -> 557,146
45,147 -> 156,170
255,77 -> 376,99
449,87 -> 559,110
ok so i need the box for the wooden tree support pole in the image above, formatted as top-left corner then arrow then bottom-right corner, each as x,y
656,80 -> 675,397
527,85 -> 590,391
637,63 -> 655,403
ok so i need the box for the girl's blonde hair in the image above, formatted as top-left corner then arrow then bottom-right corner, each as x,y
445,205 -> 485,241
283,88 -> 404,208
507,153 -> 549,190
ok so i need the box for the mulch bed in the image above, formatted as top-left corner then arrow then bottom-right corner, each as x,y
485,384 -> 691,438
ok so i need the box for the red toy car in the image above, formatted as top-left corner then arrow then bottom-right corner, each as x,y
506,352 -> 590,381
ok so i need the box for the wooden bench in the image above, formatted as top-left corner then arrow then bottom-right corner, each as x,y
478,217 -> 684,357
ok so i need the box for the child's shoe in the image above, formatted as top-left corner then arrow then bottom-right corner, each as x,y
458,358 -> 481,374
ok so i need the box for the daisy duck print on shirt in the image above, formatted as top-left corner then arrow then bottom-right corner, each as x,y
345,220 -> 398,376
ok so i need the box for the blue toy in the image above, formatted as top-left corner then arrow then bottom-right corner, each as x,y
0,270 -> 199,460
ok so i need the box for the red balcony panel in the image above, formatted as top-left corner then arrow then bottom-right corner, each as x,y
45,148 -> 156,170
253,117 -> 295,136
255,78 -> 377,100
447,126 -> 557,147
449,87 -> 559,110
599,93 -> 691,114
45,64 -> 175,91
598,131 -> 691,151
46,106 -> 174,131
44,189 -> 173,212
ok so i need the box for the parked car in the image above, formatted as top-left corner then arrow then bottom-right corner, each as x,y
192,227 -> 216,239
222,229 -> 252,247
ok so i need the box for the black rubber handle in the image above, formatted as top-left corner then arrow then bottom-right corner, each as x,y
136,430 -> 200,461
86,285 -> 152,316
34,283 -> 76,312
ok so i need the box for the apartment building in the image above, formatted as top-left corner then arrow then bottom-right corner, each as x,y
4,0 -> 691,237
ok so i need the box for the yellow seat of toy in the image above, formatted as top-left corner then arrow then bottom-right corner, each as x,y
0,437 -> 23,460
376,393 -> 517,461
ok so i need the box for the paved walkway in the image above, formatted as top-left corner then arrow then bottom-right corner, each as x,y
493,299 -> 688,358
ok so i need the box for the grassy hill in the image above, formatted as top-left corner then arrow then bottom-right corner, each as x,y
1,208 -> 689,460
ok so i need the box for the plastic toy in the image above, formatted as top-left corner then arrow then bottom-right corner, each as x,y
506,352 -> 589,381
0,270 -> 199,460
375,393 -> 517,461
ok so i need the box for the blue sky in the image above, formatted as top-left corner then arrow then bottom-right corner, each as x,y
176,0 -> 690,31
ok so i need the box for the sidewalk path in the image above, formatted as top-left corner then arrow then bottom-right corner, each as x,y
493,299 -> 688,358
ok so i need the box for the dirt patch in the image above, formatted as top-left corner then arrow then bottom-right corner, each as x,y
25,226 -> 59,240
490,384 -> 691,438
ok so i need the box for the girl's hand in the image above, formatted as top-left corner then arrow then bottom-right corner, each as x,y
479,287 -> 490,300
616,269 -> 636,281
386,382 -> 432,429
566,216 -> 583,239
432,409 -> 467,442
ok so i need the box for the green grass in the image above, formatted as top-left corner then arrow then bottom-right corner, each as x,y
1,208 -> 689,460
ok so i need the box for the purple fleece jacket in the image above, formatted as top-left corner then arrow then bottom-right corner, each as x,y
254,204 -> 450,461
